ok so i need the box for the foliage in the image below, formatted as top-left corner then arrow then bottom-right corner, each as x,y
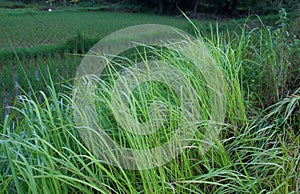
241,9 -> 300,107
0,24 -> 299,193
1,0 -> 299,16
0,7 -> 299,194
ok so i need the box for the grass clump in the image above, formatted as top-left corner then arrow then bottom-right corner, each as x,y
0,10 -> 299,194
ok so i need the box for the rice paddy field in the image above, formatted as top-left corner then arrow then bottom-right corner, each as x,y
0,9 -> 190,49
0,6 -> 299,194
0,9 -> 193,117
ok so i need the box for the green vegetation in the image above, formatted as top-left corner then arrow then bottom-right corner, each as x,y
0,6 -> 299,194
0,8 -> 264,120
0,10 -> 188,49
0,9 -> 191,120
1,0 -> 299,16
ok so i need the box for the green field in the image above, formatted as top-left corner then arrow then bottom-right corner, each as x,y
0,8 -> 240,119
0,7 -> 299,194
0,9 -> 189,49
0,9 -> 194,119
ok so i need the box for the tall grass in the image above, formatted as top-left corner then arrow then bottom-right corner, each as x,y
1,11 -> 299,193
1,74 -> 298,193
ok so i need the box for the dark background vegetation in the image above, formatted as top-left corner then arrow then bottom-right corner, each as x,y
1,0 -> 299,17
